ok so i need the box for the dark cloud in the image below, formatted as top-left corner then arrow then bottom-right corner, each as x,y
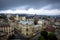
0,0 -> 60,10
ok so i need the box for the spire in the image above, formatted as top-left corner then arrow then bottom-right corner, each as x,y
16,14 -> 19,20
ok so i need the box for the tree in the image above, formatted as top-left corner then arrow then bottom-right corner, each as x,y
38,36 -> 45,40
41,30 -> 48,40
0,15 -> 7,19
38,30 -> 48,40
48,32 -> 57,40
0,15 -> 8,22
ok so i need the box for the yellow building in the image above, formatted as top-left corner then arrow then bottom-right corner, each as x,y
14,14 -> 26,21
13,14 -> 44,37
18,19 -> 43,37
18,20 -> 34,37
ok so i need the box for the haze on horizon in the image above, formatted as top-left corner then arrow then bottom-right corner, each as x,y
0,0 -> 60,15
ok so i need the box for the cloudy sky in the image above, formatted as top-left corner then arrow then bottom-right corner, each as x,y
0,0 -> 60,15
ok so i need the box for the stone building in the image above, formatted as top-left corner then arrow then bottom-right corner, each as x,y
0,22 -> 14,40
18,20 -> 34,37
14,14 -> 26,21
18,19 -> 43,37
10,14 -> 44,38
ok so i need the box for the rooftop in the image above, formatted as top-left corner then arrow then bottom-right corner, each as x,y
0,22 -> 10,27
18,20 -> 34,26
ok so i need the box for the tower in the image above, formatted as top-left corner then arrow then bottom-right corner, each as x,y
34,14 -> 39,25
16,14 -> 19,21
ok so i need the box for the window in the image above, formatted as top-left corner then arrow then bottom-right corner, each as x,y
26,33 -> 28,36
26,28 -> 28,31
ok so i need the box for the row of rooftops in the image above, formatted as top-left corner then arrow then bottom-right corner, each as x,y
18,20 -> 42,27
14,14 -> 60,18
18,20 -> 34,25
0,14 -> 60,19
14,14 -> 60,22
0,22 -> 10,27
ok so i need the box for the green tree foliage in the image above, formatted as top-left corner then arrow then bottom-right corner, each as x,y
38,30 -> 57,40
38,30 -> 48,40
0,15 -> 7,19
48,32 -> 57,40
38,36 -> 45,40
0,14 -> 8,22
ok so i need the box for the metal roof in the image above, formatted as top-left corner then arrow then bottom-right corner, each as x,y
18,20 -> 33,25
34,25 -> 42,28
